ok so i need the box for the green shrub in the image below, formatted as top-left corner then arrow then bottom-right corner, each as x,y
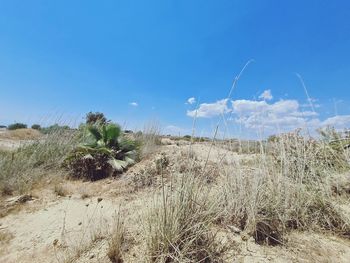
40,124 -> 70,134
86,111 -> 109,125
7,123 -> 27,130
31,124 -> 41,130
64,123 -> 138,181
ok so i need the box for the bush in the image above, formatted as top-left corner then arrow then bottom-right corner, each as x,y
86,111 -> 109,125
31,124 -> 41,130
40,124 -> 70,134
64,123 -> 138,181
7,123 -> 27,130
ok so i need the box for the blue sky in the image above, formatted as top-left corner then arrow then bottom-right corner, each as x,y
1,1 -> 350,137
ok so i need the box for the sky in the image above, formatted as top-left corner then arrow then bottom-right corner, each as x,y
0,0 -> 350,138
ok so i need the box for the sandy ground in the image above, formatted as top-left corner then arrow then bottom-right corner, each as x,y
1,142 -> 350,263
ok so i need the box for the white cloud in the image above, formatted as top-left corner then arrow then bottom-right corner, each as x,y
129,102 -> 138,107
187,99 -> 230,118
187,97 -> 196,105
186,90 -> 350,136
322,115 -> 350,128
232,99 -> 318,130
258,89 -> 273,101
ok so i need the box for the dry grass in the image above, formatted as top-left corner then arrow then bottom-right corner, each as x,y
143,174 -> 223,262
0,129 -> 78,195
0,128 -> 42,140
107,212 -> 125,263
54,183 -> 68,197
139,128 -> 350,261
216,131 -> 350,245
136,121 -> 162,158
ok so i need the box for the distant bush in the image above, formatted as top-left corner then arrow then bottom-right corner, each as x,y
0,125 -> 6,128
183,135 -> 191,140
86,111 -> 109,125
41,124 -> 70,134
31,124 -> 41,130
7,123 -> 27,130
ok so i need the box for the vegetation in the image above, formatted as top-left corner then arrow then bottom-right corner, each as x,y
0,130 -> 78,195
144,175 -> 221,262
1,111 -> 350,261
85,111 -> 109,125
31,124 -> 41,130
64,123 -> 138,181
7,123 -> 27,130
40,124 -> 70,134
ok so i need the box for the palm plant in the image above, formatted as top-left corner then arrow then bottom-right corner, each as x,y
65,123 -> 138,180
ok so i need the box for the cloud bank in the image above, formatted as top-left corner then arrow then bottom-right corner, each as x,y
186,90 -> 350,134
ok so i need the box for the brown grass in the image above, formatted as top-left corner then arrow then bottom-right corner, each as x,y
0,128 -> 42,140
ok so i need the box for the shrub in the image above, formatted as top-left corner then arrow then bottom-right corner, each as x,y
86,111 -> 109,125
183,135 -> 191,140
7,123 -> 27,130
31,124 -> 41,130
64,123 -> 138,181
40,124 -> 70,134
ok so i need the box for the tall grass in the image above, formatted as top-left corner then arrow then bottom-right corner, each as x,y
135,121 -> 162,158
0,129 -> 79,195
143,174 -> 222,262
141,126 -> 350,262
217,130 -> 350,244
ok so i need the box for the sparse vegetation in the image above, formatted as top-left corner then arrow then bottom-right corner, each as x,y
107,212 -> 126,263
7,122 -> 27,130
143,175 -> 222,262
0,129 -> 78,195
40,124 -> 71,134
1,112 -> 350,262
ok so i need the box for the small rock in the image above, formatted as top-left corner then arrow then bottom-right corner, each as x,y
97,197 -> 103,203
53,239 -> 59,246
89,254 -> 95,259
78,222 -> 82,226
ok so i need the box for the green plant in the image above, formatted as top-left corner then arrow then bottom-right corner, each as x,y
31,124 -> 41,130
85,111 -> 109,125
7,123 -> 27,130
40,124 -> 70,134
65,123 -> 138,180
